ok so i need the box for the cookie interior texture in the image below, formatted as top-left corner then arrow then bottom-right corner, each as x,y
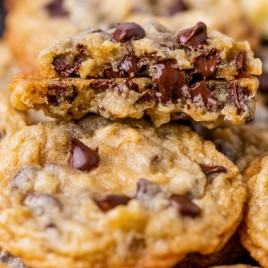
0,115 -> 246,268
240,154 -> 268,268
9,21 -> 261,128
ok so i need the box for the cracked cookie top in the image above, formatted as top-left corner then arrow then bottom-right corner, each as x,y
0,115 -> 245,268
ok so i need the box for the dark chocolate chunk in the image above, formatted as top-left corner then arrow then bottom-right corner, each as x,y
177,22 -> 207,48
24,193 -> 62,215
94,195 -> 131,212
120,55 -> 145,77
165,0 -> 188,16
194,49 -> 220,78
199,164 -> 227,176
258,72 -> 268,92
230,83 -> 244,114
169,194 -> 201,216
44,0 -> 69,17
113,22 -> 145,42
152,60 -> 189,103
235,50 -> 247,73
68,138 -> 100,171
191,79 -> 215,108
46,95 -> 58,106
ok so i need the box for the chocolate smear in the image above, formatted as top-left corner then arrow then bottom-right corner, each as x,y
169,194 -> 201,216
95,195 -> 131,212
113,22 -> 145,42
199,164 -> 227,176
194,49 -> 220,78
235,50 -> 247,73
177,22 -> 207,48
152,60 -> 189,103
191,79 -> 215,108
45,0 -> 69,17
68,138 -> 100,171
230,83 -> 244,114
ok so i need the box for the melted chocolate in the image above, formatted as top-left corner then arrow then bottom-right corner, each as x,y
68,138 -> 100,171
113,22 -> 145,42
194,49 -> 220,78
152,60 -> 189,103
191,79 -> 215,108
230,83 -> 244,114
169,194 -> 201,216
44,0 -> 69,17
119,54 -> 146,77
199,164 -> 227,176
95,195 -> 131,212
177,22 -> 207,49
52,55 -> 83,78
235,50 -> 247,73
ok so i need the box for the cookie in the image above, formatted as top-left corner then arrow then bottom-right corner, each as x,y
10,22 -> 261,128
6,0 -> 259,70
190,122 -> 268,172
240,154 -> 268,267
0,115 -> 245,268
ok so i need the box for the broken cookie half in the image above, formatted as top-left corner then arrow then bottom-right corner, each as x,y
9,21 -> 261,128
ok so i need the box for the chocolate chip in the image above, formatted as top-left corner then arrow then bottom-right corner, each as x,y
165,0 -> 188,16
102,66 -> 125,78
44,0 -> 69,17
24,193 -> 62,215
199,164 -> 227,176
177,22 -> 207,48
152,60 -> 189,103
68,138 -> 100,171
94,195 -> 131,212
235,50 -> 247,73
113,22 -> 145,42
191,79 -> 215,108
194,49 -> 220,78
229,83 -> 244,114
120,55 -> 145,77
52,55 -> 84,78
0,251 -> 12,263
259,72 -> 268,92
169,194 -> 201,216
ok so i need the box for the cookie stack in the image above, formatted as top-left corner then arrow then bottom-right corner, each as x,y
0,19 -> 265,268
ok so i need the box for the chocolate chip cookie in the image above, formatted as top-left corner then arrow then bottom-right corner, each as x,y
6,0 -> 259,70
240,154 -> 268,267
191,123 -> 268,172
10,22 -> 261,128
0,115 -> 246,268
